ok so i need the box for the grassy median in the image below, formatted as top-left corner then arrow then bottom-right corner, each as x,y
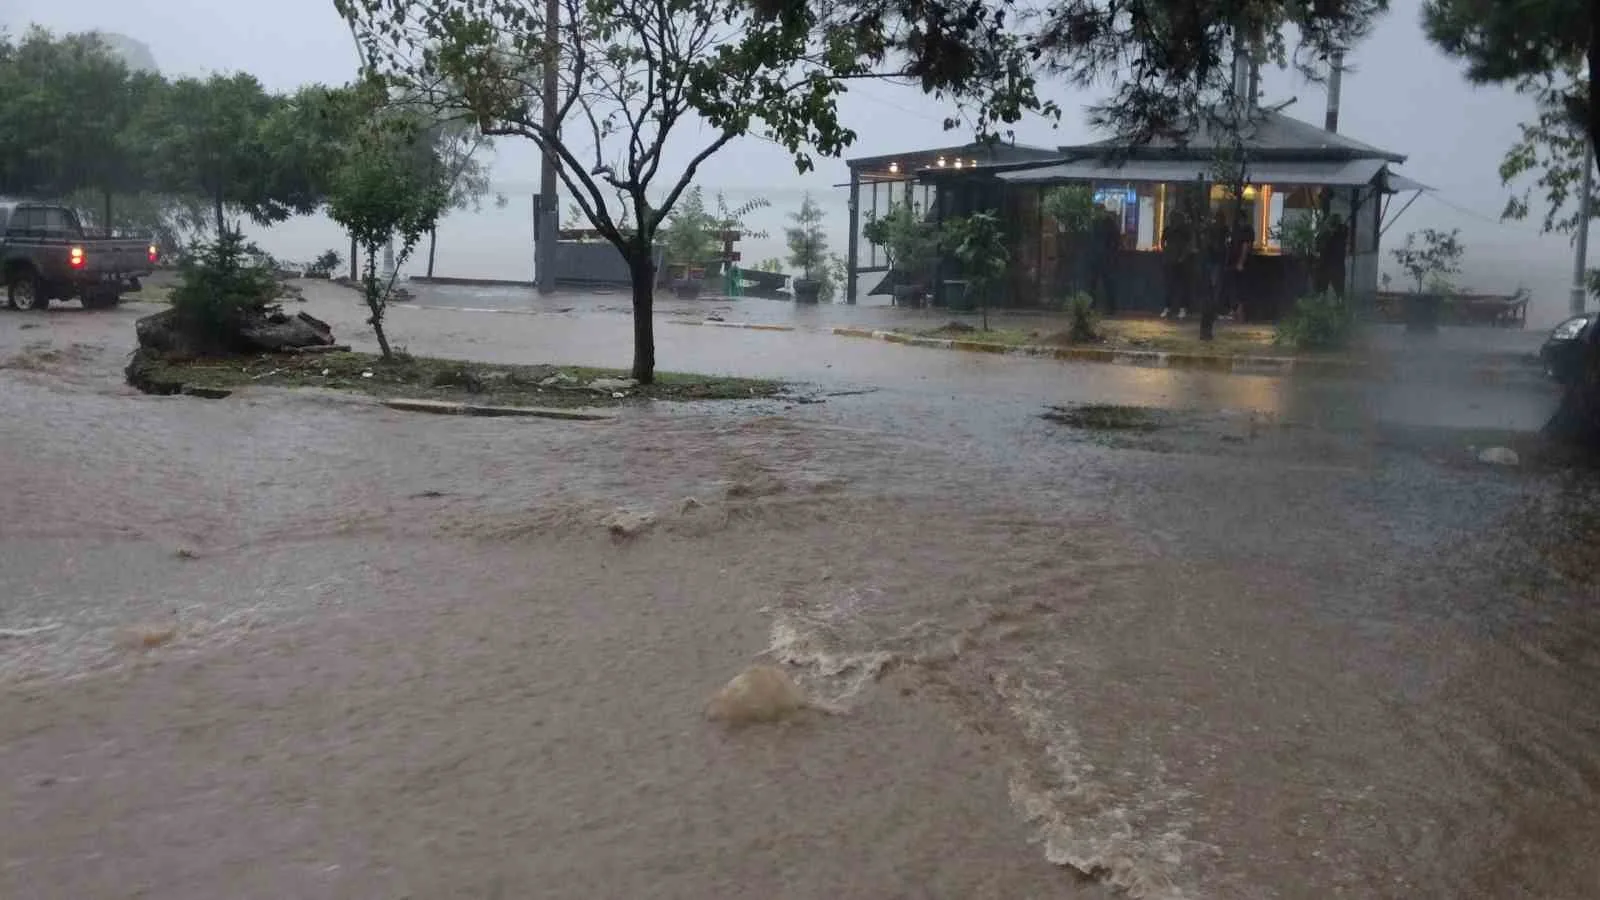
126,348 -> 782,408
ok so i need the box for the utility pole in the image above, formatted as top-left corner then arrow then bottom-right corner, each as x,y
1572,139 -> 1594,316
535,0 -> 560,294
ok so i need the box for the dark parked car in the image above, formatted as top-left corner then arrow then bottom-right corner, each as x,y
1540,313 -> 1594,385
1,199 -> 156,310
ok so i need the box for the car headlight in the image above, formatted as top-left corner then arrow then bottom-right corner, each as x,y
1552,316 -> 1591,340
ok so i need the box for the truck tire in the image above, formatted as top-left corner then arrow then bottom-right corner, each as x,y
6,270 -> 48,311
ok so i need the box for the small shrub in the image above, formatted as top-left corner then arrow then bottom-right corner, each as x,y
168,228 -> 279,347
307,249 -> 343,278
1065,292 -> 1100,342
1276,290 -> 1356,351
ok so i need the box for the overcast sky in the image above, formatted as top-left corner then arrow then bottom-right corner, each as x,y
7,0 -> 1586,314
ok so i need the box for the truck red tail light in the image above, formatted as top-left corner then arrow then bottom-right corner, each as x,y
69,246 -> 85,269
148,244 -> 159,264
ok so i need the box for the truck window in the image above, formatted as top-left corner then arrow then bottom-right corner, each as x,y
6,206 -> 82,238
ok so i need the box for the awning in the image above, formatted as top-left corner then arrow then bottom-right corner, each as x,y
998,157 -> 1389,187
1383,171 -> 1431,192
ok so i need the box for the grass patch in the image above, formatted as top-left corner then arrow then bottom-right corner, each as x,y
916,324 -> 1040,347
126,349 -> 782,409
1041,403 -> 1160,431
905,319 -> 1358,359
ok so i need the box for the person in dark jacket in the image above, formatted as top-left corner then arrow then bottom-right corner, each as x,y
1086,205 -> 1122,315
1314,213 -> 1349,296
1220,212 -> 1254,320
1160,207 -> 1195,319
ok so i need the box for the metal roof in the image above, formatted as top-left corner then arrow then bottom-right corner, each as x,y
999,157 -> 1391,187
845,141 -> 1061,171
1063,109 -> 1406,164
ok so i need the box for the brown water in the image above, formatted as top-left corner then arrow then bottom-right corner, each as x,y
2,296 -> 1598,899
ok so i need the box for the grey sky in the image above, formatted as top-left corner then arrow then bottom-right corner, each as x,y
8,0 -> 1585,318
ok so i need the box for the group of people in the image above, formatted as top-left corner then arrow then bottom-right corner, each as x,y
1158,206 -> 1257,321
1158,204 -> 1349,322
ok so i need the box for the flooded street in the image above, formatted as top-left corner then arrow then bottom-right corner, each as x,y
3,287 -> 1598,898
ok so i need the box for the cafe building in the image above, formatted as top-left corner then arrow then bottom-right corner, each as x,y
842,108 -> 1427,318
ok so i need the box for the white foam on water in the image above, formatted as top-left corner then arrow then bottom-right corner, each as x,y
994,672 -> 1205,900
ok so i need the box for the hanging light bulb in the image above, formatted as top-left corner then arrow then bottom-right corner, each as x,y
888,162 -> 899,174
953,159 -> 963,170
937,156 -> 947,167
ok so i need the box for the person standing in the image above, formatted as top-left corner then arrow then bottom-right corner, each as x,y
1221,210 -> 1255,320
1203,209 -> 1229,319
1160,206 -> 1195,319
1087,204 -> 1122,316
1314,212 -> 1349,297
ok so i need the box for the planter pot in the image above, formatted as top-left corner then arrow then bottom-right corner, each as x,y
673,278 -> 703,300
941,279 -> 972,310
1403,293 -> 1443,334
793,278 -> 822,304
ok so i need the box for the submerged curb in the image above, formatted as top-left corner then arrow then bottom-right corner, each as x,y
667,320 -> 796,332
382,398 -> 618,421
830,327 -> 1383,380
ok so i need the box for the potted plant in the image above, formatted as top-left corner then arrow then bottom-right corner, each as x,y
943,210 -> 1009,331
1391,228 -> 1464,333
862,199 -> 940,307
786,192 -> 829,303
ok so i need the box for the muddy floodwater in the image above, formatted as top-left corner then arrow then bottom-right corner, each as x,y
2,289 -> 1598,899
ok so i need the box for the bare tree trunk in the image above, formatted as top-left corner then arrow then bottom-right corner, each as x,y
629,250 -> 656,384
213,192 -> 225,238
361,256 -> 394,359
103,191 -> 113,233
349,234 -> 358,281
426,228 -> 438,278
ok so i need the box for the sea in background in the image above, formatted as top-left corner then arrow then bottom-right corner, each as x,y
243,181 -> 1589,329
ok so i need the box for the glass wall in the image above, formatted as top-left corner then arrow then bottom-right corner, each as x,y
858,178 -> 937,270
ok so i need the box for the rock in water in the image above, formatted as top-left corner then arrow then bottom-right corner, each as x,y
705,664 -> 810,726
238,309 -> 334,352
135,306 -> 335,356
1477,446 -> 1521,466
601,508 -> 656,538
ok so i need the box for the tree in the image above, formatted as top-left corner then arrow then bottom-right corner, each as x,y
1423,0 -> 1600,445
786,192 -> 829,300
1423,0 -> 1596,153
660,186 -> 720,274
141,73 -> 311,235
326,113 -> 449,358
944,211 -> 1010,331
335,0 -> 880,383
1042,185 -> 1098,295
0,28 -> 155,219
862,198 -> 939,303
1390,228 -> 1464,293
424,120 -> 506,277
1497,62 -> 1594,240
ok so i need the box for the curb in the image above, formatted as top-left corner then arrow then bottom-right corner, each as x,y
667,320 -> 796,332
382,398 -> 617,420
830,327 -> 1381,379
